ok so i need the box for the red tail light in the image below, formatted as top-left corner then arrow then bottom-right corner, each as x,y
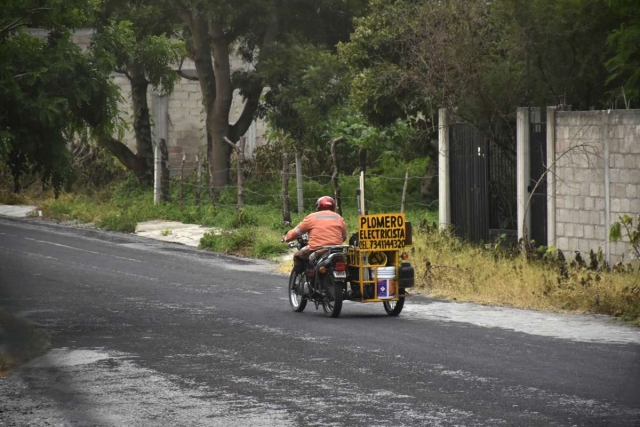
334,260 -> 347,272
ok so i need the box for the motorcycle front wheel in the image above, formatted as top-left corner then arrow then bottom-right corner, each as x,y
289,270 -> 308,312
322,275 -> 343,318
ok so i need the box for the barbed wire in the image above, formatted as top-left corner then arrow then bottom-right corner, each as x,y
167,167 -> 431,181
160,179 -> 437,210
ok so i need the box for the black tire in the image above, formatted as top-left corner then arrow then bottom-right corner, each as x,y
383,289 -> 405,316
289,269 -> 307,312
322,275 -> 343,318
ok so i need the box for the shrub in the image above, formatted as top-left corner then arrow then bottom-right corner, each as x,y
97,212 -> 137,233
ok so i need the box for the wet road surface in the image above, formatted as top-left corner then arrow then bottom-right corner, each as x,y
0,217 -> 639,426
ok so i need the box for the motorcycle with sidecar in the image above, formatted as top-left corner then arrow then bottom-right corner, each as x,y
287,213 -> 415,318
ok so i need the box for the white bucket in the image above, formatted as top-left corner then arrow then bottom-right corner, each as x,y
372,266 -> 396,299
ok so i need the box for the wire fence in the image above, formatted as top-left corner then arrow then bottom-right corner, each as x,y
161,164 -> 439,213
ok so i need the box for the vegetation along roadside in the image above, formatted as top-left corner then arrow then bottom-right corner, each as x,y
2,176 -> 637,325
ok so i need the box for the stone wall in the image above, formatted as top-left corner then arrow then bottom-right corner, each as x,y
552,109 -> 640,263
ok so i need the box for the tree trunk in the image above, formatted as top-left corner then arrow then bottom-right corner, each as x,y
421,152 -> 439,202
209,22 -> 234,190
182,11 -> 275,193
130,63 -> 154,185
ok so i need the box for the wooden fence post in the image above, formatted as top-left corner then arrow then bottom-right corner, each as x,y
282,153 -> 291,223
223,136 -> 246,224
194,153 -> 201,206
329,136 -> 345,216
295,152 -> 304,214
207,134 -> 216,208
160,139 -> 170,203
179,153 -> 186,209
401,169 -> 409,213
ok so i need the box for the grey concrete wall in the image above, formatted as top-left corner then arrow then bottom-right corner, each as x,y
62,30 -> 266,170
552,110 -> 640,263
113,72 -> 266,173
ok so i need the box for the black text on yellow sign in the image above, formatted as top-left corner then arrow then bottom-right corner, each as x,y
358,213 -> 406,250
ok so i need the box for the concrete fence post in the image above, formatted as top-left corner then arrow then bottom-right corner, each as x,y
438,108 -> 451,229
603,111 -> 611,265
152,92 -> 168,206
517,107 -> 531,240
546,106 -> 557,248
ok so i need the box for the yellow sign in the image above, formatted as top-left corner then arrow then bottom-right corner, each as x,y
358,213 -> 406,250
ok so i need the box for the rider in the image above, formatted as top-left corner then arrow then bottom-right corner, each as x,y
284,196 -> 347,273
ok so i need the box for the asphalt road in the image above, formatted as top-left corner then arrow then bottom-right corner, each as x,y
0,217 -> 639,426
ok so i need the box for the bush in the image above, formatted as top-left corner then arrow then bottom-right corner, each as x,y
97,212 -> 138,233
199,228 -> 255,255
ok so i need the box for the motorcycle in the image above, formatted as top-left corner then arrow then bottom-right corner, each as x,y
287,233 -> 350,318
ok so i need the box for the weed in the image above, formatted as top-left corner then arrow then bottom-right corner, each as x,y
413,226 -> 639,322
97,212 -> 138,233
160,228 -> 172,236
0,354 -> 14,376
0,310 -> 51,373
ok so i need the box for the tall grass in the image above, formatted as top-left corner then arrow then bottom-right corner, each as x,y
412,226 -> 639,323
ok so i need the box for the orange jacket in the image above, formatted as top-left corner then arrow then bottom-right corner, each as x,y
285,211 -> 347,250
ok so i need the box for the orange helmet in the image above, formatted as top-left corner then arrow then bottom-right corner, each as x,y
315,196 -> 336,212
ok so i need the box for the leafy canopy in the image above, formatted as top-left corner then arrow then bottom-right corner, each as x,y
0,0 -> 121,193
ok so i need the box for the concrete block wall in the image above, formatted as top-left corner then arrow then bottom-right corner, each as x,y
113,75 -> 265,174
63,30 -> 266,172
551,110 -> 640,263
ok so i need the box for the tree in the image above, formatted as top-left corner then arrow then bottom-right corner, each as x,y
91,0 -> 184,184
606,0 -> 640,107
172,0 -> 367,195
0,0 -> 120,194
340,0 -> 620,140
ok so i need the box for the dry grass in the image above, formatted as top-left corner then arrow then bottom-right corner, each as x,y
0,354 -> 15,376
410,228 -> 639,323
0,310 -> 51,374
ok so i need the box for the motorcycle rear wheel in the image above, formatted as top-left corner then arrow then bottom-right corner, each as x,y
383,289 -> 405,316
289,270 -> 308,312
322,275 -> 343,318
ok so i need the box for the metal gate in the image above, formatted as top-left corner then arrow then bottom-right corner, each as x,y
449,123 -> 517,243
529,121 -> 547,246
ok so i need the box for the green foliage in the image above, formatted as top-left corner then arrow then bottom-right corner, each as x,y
606,0 -> 640,106
92,8 -> 184,94
0,0 -> 121,195
340,0 -> 620,139
97,211 -> 138,233
262,44 -> 351,148
609,214 -> 640,266
198,227 -> 288,258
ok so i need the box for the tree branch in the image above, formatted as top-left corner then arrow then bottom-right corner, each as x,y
223,136 -> 239,152
97,135 -> 142,173
114,67 -> 131,80
177,57 -> 198,81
